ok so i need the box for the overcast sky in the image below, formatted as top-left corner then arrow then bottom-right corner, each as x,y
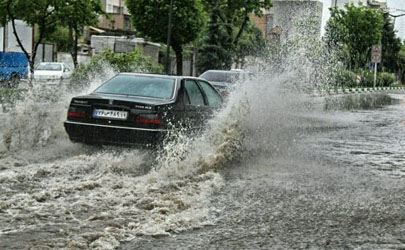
319,0 -> 405,39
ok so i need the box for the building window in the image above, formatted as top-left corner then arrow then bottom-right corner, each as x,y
113,5 -> 121,14
124,16 -> 131,30
107,4 -> 113,13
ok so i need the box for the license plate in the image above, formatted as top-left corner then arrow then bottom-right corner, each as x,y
93,109 -> 128,120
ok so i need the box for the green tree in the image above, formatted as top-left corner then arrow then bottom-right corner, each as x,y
197,8 -> 232,74
42,26 -> 70,52
381,12 -> 402,73
234,21 -> 265,68
398,42 -> 405,84
0,0 -> 64,73
58,0 -> 104,68
125,0 -> 206,75
200,0 -> 272,69
325,4 -> 384,70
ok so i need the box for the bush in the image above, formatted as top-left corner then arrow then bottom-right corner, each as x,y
332,68 -> 357,88
377,72 -> 395,86
331,68 -> 396,88
356,69 -> 374,87
70,49 -> 163,90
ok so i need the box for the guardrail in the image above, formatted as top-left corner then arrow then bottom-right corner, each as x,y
313,86 -> 405,96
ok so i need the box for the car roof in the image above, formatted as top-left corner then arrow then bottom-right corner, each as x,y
39,62 -> 64,64
201,69 -> 250,73
118,72 -> 208,81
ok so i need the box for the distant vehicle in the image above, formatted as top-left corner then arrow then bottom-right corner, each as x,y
0,52 -> 29,88
64,73 -> 223,146
199,69 -> 253,97
33,62 -> 72,83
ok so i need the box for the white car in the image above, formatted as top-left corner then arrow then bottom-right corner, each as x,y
33,62 -> 72,83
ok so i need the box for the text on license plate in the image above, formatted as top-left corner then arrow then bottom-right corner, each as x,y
93,109 -> 128,120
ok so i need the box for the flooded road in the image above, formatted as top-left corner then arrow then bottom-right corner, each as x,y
0,85 -> 404,249
117,93 -> 405,250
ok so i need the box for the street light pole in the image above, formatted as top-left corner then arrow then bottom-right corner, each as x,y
165,0 -> 174,75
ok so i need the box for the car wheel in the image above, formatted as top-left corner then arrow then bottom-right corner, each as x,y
8,74 -> 20,88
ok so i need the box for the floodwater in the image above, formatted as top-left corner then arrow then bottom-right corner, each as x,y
0,77 -> 404,250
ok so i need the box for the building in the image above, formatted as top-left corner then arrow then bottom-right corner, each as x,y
90,35 -> 161,63
252,0 -> 323,43
331,0 -> 387,9
98,0 -> 132,31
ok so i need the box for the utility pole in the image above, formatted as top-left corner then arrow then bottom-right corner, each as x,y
165,0 -> 174,75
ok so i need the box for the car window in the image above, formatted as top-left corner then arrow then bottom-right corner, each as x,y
36,63 -> 62,71
198,81 -> 222,108
184,80 -> 205,106
94,74 -> 175,99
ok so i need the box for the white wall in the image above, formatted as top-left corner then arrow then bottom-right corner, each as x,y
0,26 -> 3,52
3,20 -> 33,53
7,20 -> 33,53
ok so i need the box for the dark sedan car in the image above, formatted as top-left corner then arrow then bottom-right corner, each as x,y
64,73 -> 223,146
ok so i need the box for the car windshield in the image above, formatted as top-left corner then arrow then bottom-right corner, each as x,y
94,74 -> 175,99
200,71 -> 250,83
36,63 -> 62,71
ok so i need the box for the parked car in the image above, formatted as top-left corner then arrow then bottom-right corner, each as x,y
64,73 -> 223,146
199,69 -> 253,97
33,62 -> 72,83
0,52 -> 29,88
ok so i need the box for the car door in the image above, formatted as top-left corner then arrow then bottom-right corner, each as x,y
197,80 -> 223,110
183,79 -> 209,129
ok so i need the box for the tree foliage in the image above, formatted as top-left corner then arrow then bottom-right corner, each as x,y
196,8 -> 233,74
42,26 -> 70,52
234,21 -> 265,68
399,43 -> 405,84
125,0 -> 206,75
381,12 -> 402,73
325,4 -> 384,70
58,0 -> 104,67
198,0 -> 272,70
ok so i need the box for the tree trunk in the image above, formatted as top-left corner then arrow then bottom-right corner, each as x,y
72,28 -> 79,68
68,26 -> 74,55
173,44 -> 183,75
